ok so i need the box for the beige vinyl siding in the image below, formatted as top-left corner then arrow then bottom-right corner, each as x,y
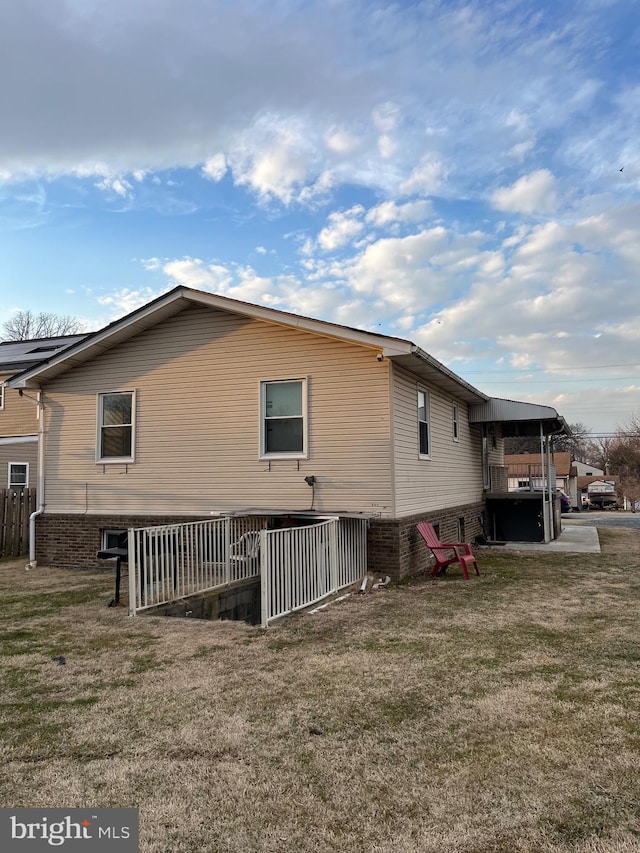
0,373 -> 39,437
42,306 -> 394,516
392,365 -> 484,517
0,440 -> 37,487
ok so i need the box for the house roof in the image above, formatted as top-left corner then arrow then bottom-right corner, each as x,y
577,475 -> 619,489
5,286 -> 488,404
571,460 -> 604,477
468,398 -> 570,437
504,451 -> 573,476
0,334 -> 87,373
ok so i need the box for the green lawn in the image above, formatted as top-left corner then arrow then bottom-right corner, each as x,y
1,529 -> 639,852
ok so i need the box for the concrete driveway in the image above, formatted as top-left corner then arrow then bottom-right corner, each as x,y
500,520 -> 601,554
563,510 -> 640,530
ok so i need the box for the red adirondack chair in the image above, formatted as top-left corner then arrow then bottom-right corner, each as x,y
416,522 -> 480,580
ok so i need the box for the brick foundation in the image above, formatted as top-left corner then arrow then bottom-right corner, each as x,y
36,514 -> 210,569
368,502 -> 486,581
37,504 -> 486,582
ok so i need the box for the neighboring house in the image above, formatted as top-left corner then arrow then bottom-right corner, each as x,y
571,462 -> 605,509
0,335 -> 85,490
6,288 -> 569,578
505,452 -> 606,511
506,450 -> 573,493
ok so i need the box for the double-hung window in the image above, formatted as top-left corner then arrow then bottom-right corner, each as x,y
261,379 -> 307,458
8,462 -> 28,489
417,387 -> 430,458
97,391 -> 135,462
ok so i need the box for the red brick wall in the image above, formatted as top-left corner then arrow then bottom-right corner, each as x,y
368,502 -> 485,580
36,514 -> 210,569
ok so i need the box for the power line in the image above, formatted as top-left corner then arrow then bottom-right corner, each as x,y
482,377 -> 639,384
462,362 -> 640,375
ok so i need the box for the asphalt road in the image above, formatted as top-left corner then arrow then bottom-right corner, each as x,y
564,510 -> 640,530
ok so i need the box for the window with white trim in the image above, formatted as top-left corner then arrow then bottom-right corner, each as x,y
97,391 -> 135,462
261,379 -> 307,457
0,383 -> 4,410
101,529 -> 127,550
8,462 -> 28,489
452,403 -> 459,441
417,387 -> 430,458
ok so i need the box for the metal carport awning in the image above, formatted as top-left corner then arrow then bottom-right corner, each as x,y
468,398 -> 569,437
469,398 -> 571,543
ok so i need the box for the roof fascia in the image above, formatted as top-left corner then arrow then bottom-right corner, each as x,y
406,345 -> 488,402
7,287 -> 188,388
7,287 -> 413,388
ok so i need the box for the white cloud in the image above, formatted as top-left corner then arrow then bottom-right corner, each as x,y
509,139 -> 536,161
400,156 -> 447,196
378,135 -> 396,159
365,200 -> 431,227
317,206 -> 365,251
324,128 -> 361,156
492,169 -> 558,215
202,154 -> 228,182
335,227 -> 451,308
95,176 -> 133,197
229,116 -> 317,203
97,287 -> 167,316
0,0 -> 633,218
162,258 -> 234,292
372,102 -> 401,133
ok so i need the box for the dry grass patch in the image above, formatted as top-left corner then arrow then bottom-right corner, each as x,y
1,533 -> 640,852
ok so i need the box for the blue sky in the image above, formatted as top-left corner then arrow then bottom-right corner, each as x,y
1,0 -> 639,434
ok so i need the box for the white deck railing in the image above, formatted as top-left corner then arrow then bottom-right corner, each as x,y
260,517 -> 368,626
128,517 -> 261,614
128,515 -> 368,623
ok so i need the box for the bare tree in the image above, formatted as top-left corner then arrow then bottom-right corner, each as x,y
608,414 -> 640,511
2,310 -> 85,341
551,422 -> 591,460
584,436 -> 615,473
505,422 -> 591,459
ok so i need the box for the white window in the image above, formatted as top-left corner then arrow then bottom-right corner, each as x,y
0,383 -> 4,410
8,462 -> 28,489
417,387 -> 430,458
260,379 -> 307,458
102,529 -> 127,550
97,391 -> 135,462
452,403 -> 459,441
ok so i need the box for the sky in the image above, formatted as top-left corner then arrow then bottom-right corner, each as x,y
0,0 -> 639,435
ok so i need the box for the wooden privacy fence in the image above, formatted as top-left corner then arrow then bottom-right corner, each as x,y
0,488 -> 36,558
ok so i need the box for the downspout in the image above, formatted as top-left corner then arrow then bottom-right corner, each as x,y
546,432 -> 553,541
540,422 -> 550,542
23,389 -> 45,568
